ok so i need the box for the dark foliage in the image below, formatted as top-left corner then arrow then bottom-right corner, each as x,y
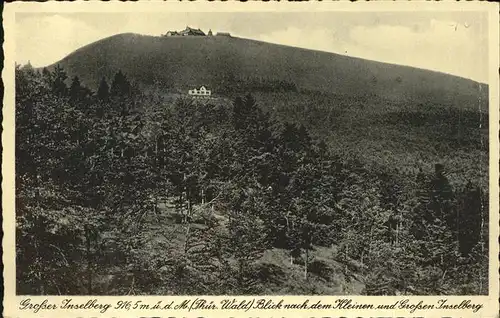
15,64 -> 488,295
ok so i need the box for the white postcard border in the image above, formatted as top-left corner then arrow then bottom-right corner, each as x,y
3,2 -> 499,318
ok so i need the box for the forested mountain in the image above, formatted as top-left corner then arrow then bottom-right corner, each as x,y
16,63 -> 489,295
42,33 -> 489,190
46,33 -> 487,111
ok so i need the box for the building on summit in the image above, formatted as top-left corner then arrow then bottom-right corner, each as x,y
179,26 -> 206,36
164,27 -> 230,37
165,26 -> 205,37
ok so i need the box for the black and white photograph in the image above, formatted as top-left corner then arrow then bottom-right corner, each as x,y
8,6 -> 497,299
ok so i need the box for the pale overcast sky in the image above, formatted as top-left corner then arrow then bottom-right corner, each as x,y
16,12 -> 488,83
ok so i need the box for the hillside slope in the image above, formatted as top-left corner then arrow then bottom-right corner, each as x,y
48,33 -> 488,110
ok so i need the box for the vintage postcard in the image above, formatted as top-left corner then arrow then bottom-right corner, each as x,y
2,1 -> 499,318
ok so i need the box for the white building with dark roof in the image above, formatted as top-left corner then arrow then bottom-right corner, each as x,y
188,86 -> 211,97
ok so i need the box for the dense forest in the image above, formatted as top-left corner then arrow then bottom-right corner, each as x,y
16,64 -> 488,295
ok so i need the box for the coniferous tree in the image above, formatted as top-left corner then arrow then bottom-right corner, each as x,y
97,77 -> 109,101
228,209 -> 268,291
411,167 -> 430,239
51,64 -> 68,97
69,76 -> 82,102
41,67 -> 52,86
429,164 -> 454,226
110,70 -> 134,115
110,70 -> 131,97
457,181 -> 482,256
